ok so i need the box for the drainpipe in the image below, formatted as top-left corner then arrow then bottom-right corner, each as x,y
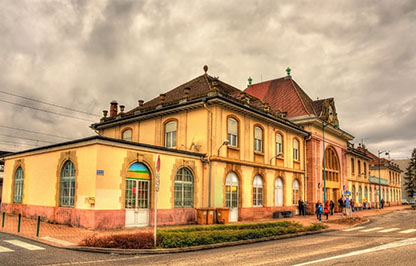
304,134 -> 311,212
204,103 -> 213,208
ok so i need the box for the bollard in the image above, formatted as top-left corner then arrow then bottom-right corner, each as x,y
18,214 -> 21,233
36,216 -> 40,237
2,212 -> 5,228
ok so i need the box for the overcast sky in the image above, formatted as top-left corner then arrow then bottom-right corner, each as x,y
0,0 -> 415,159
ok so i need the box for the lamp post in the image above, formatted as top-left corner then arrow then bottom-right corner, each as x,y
378,150 -> 389,209
322,122 -> 329,203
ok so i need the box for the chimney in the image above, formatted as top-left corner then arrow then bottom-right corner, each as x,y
159,93 -> 166,103
119,105 -> 125,113
138,100 -> 144,107
110,100 -> 118,118
102,110 -> 108,118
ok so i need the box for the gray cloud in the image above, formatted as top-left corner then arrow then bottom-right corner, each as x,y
0,0 -> 415,158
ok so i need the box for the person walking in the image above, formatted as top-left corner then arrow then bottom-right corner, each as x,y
302,200 -> 307,216
351,199 -> 355,212
315,202 -> 320,219
380,198 -> 385,209
330,200 -> 335,215
324,200 -> 330,220
316,202 -> 323,221
298,198 -> 304,216
338,197 -> 344,213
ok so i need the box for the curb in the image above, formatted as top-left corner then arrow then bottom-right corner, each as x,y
66,229 -> 335,255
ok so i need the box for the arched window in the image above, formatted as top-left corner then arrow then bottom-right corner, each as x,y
122,129 -> 132,141
358,186 -> 362,203
13,167 -> 24,203
352,186 -> 356,201
293,139 -> 299,161
254,126 -> 263,153
125,162 -> 151,209
363,162 -> 367,178
60,160 -> 76,207
323,147 -> 340,182
275,177 -> 283,206
165,121 -> 177,148
364,187 -> 368,202
358,160 -> 361,176
351,158 -> 355,175
253,175 -> 263,206
174,168 -> 194,207
292,179 -> 300,205
276,133 -> 283,155
227,117 -> 238,147
225,172 -> 239,209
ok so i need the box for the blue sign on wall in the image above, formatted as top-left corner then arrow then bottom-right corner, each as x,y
97,170 -> 104,175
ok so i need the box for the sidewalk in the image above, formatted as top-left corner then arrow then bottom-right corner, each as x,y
0,205 -> 409,248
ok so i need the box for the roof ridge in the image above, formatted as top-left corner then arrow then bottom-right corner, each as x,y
289,78 -> 316,116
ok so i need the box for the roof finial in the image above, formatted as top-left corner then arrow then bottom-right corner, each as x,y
286,67 -> 291,77
248,76 -> 252,87
203,65 -> 208,74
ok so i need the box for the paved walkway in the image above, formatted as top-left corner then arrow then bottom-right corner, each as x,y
0,205 -> 409,248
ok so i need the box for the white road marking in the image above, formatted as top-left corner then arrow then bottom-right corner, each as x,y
361,227 -> 383,232
41,236 -> 74,246
379,228 -> 400,233
0,245 -> 13,252
4,240 -> 45,250
291,237 -> 416,266
399,229 -> 416,234
343,226 -> 365,231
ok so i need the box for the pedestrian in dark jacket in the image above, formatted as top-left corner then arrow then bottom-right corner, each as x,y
315,202 -> 319,219
330,200 -> 335,215
316,202 -> 323,221
298,198 -> 304,216
302,201 -> 307,216
380,198 -> 385,209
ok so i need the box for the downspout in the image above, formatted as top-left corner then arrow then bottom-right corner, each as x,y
304,134 -> 311,211
204,103 -> 213,208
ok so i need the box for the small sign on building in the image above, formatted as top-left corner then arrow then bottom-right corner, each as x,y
96,170 -> 104,175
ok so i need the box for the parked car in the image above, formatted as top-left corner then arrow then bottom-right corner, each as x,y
410,199 -> 416,205
402,199 -> 409,205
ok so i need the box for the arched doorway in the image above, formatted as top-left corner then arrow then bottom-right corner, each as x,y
323,146 -> 340,202
225,172 -> 239,222
125,162 -> 151,227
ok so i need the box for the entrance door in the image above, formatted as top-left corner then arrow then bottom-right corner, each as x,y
125,163 -> 151,227
225,172 -> 239,222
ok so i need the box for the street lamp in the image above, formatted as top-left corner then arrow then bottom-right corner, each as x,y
322,122 -> 329,203
217,140 -> 229,156
270,153 -> 283,165
378,150 -> 389,208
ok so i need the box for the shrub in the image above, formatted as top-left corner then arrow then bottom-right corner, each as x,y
79,232 -> 157,249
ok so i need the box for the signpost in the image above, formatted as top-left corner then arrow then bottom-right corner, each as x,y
154,154 -> 161,247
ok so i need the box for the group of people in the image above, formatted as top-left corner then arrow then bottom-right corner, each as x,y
314,200 -> 335,221
297,198 -> 307,216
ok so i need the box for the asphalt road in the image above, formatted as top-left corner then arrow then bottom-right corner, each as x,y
1,210 -> 415,266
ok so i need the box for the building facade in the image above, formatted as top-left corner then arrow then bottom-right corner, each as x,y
2,67 -> 309,228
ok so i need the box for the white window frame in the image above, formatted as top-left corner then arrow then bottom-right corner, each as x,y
174,168 -> 194,207
275,177 -> 283,206
60,160 -> 76,207
165,121 -> 177,148
13,167 -> 24,203
293,139 -> 299,161
227,117 -> 238,147
292,179 -> 300,205
254,126 -> 263,153
276,133 -> 283,155
253,175 -> 263,206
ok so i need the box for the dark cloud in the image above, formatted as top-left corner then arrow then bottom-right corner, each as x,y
0,0 -> 415,157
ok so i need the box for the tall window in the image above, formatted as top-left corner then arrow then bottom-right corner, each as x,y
165,121 -> 177,148
122,129 -> 132,141
254,126 -> 263,153
225,172 -> 239,209
352,186 -> 356,201
276,133 -> 283,155
364,187 -> 368,202
227,117 -> 238,147
174,168 -> 194,207
292,179 -> 300,205
60,160 -> 76,207
293,139 -> 299,161
351,158 -> 355,175
364,162 -> 367,178
13,167 -> 24,203
275,177 -> 283,206
358,186 -> 362,203
253,175 -> 263,206
324,147 -> 340,182
358,160 -> 361,176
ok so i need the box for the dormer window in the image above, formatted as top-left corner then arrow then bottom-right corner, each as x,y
122,129 -> 132,141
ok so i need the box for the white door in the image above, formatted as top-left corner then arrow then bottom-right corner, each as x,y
125,179 -> 150,227
226,172 -> 239,222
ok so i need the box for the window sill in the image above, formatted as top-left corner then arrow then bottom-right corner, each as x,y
227,146 -> 240,151
254,151 -> 264,156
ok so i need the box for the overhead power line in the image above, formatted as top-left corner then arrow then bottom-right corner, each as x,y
0,140 -> 37,147
0,133 -> 55,144
0,125 -> 73,140
0,89 -> 100,117
0,99 -> 97,122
